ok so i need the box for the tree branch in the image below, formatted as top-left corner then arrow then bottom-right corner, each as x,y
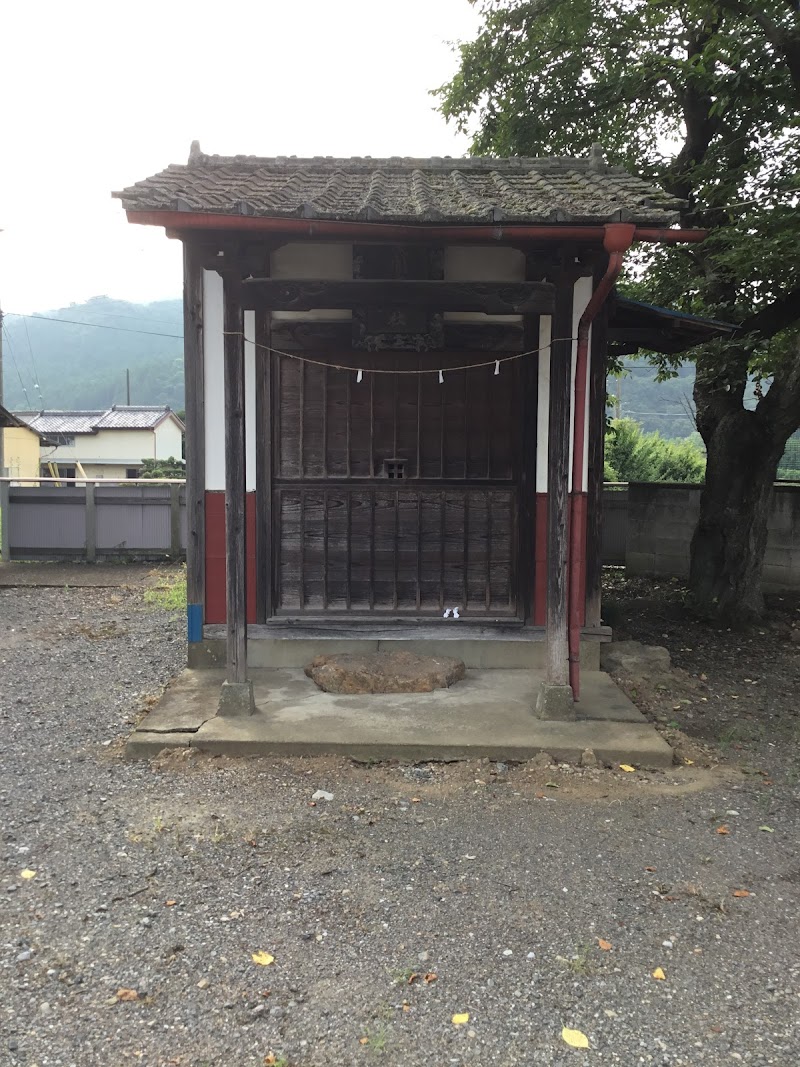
738,286 -> 800,339
716,0 -> 800,93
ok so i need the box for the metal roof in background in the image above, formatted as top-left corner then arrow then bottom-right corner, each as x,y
610,297 -> 738,355
16,406 -> 183,435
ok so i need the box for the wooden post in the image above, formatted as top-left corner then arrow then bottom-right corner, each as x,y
169,482 -> 182,561
85,482 -> 97,563
255,308 -> 272,622
536,269 -> 575,719
0,481 -> 10,562
223,273 -> 248,685
182,240 -> 205,642
585,294 -> 608,628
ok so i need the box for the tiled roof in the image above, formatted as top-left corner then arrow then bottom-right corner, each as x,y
113,143 -> 683,227
16,407 -> 182,435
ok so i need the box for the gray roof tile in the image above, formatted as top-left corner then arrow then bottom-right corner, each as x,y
17,407 -> 182,434
113,145 -> 683,227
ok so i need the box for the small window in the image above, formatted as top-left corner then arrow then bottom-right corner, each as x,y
384,459 -> 406,480
126,467 -> 141,479
51,433 -> 75,447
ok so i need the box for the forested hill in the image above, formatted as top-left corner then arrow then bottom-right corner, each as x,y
4,294 -> 709,438
3,296 -> 184,411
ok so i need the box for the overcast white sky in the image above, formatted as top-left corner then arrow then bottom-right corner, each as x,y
0,0 -> 479,314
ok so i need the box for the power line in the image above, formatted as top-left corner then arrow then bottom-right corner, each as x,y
2,326 -> 32,408
6,312 -> 183,340
66,308 -> 184,327
22,316 -> 44,406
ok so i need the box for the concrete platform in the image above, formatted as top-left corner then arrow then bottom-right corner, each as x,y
127,668 -> 674,768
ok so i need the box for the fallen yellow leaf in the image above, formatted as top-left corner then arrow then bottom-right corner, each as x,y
562,1027 -> 590,1049
116,988 -> 140,1001
359,1036 -> 369,1045
452,1012 -> 470,1026
424,972 -> 438,983
619,764 -> 636,773
251,951 -> 275,966
164,900 -> 177,907
597,938 -> 612,951
264,1055 -> 278,1066
684,758 -> 695,765
732,889 -> 751,898
652,967 -> 666,980
20,869 -> 37,880
716,825 -> 730,835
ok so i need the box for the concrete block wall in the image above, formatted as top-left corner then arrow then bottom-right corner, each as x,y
624,482 -> 800,590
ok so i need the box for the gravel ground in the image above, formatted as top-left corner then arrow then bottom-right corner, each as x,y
1,568 -> 799,1067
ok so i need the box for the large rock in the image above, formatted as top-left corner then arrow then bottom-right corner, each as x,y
305,650 -> 466,694
600,640 -> 671,675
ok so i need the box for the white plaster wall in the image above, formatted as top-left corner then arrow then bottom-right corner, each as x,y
535,316 -> 552,493
203,269 -> 225,490
569,275 -> 593,491
535,277 -> 594,493
43,429 -> 157,465
153,418 -> 184,460
202,275 -> 257,492
443,245 -> 524,325
270,242 -> 352,321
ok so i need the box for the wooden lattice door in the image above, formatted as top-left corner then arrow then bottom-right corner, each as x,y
271,351 -> 524,617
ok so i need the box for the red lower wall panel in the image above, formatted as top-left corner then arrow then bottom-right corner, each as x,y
204,491 -> 257,625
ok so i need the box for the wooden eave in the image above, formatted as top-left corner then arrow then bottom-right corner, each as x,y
124,209 -> 706,247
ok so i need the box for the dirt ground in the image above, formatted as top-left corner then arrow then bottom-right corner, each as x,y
1,564 -> 798,1066
602,570 -> 800,778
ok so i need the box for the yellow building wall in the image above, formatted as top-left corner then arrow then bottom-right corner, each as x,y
2,426 -> 41,481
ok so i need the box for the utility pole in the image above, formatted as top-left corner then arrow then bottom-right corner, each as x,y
126,368 -> 131,406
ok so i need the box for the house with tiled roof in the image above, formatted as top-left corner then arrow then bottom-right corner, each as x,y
16,406 -> 184,480
114,143 -> 728,725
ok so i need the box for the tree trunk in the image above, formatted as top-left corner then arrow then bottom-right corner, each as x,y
689,407 -> 787,622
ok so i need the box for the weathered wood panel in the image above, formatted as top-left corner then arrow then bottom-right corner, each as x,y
243,278 -> 555,315
270,320 -> 525,353
274,352 -> 518,483
275,486 -> 516,616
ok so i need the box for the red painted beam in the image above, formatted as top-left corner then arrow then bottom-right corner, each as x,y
125,210 -> 707,245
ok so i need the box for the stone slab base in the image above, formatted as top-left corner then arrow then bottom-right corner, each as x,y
127,668 -> 673,768
535,682 -> 576,721
190,633 -> 602,671
217,679 -> 256,718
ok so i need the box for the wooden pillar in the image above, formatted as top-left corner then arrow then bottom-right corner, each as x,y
585,294 -> 608,628
255,312 -> 273,623
545,280 -> 573,686
536,267 -> 575,720
223,273 -> 248,684
182,240 -> 205,642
